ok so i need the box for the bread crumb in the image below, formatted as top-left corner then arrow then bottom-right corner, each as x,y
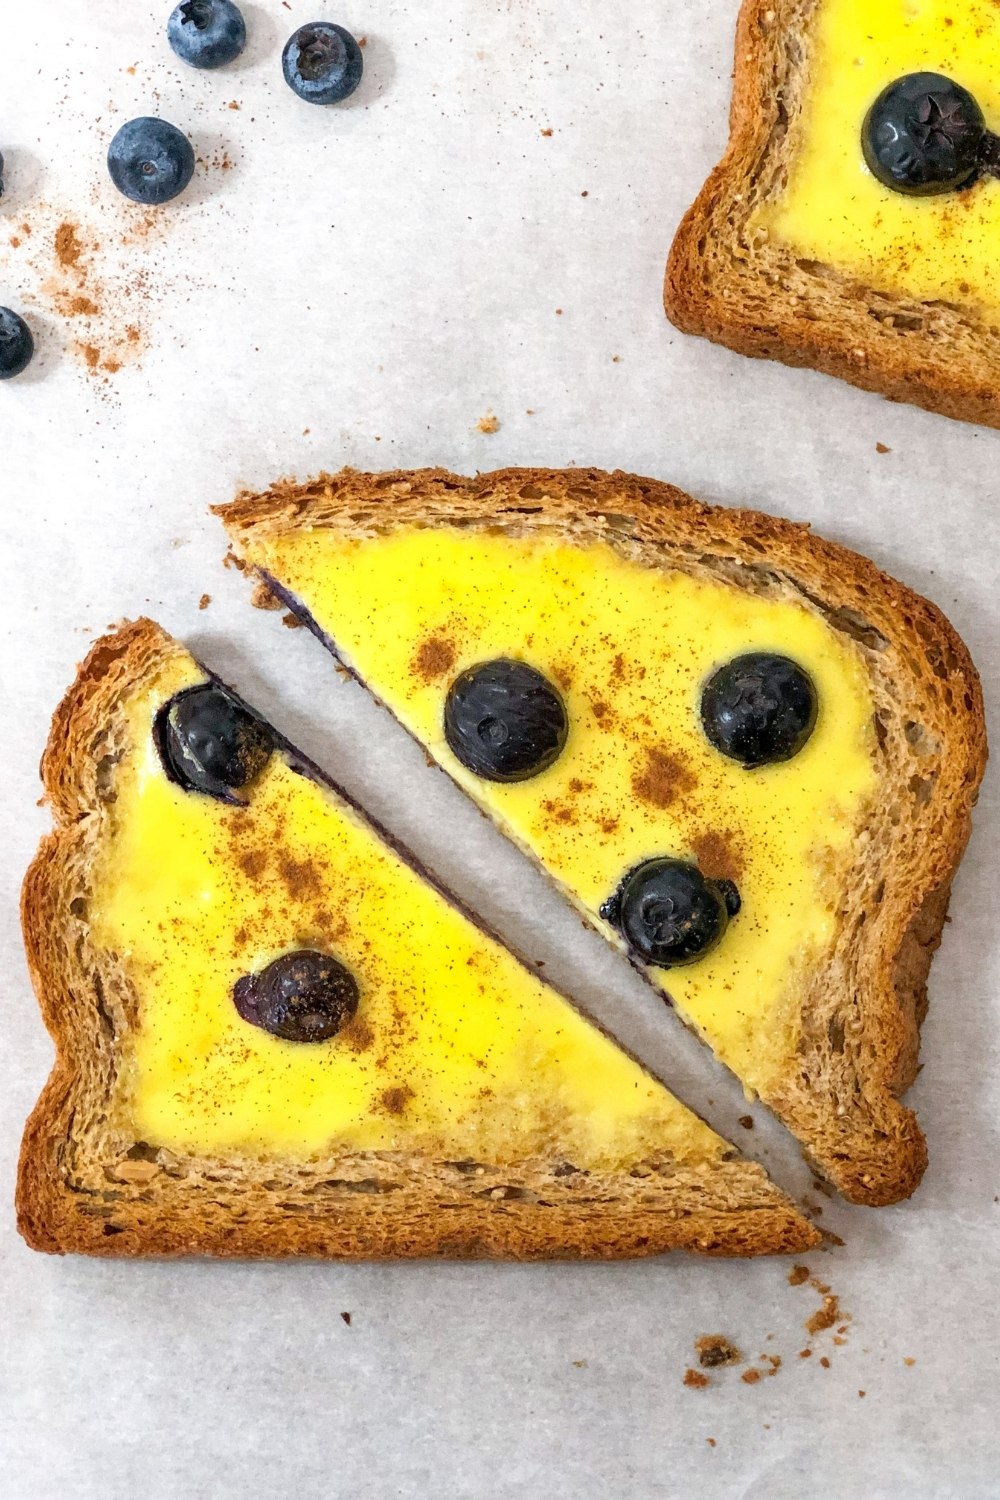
858,1390 -> 866,1398
787,1264 -> 810,1286
696,1336 -> 743,1369
281,613 -> 303,629
228,100 -> 241,110
571,1359 -> 587,1368
799,1349 -> 812,1359
904,1357 -> 916,1367
706,1438 -> 716,1448
806,1294 -> 841,1336
611,354 -> 622,362
250,582 -> 283,611
738,1115 -> 754,1130
741,1368 -> 761,1385
340,1312 -> 352,1326
555,307 -> 563,315
198,594 -> 211,611
875,442 -> 891,454
540,127 -> 553,136
683,1369 -> 710,1389
476,413 -> 500,434
819,1357 -> 830,1369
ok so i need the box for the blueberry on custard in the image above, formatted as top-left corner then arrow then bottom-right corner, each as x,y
234,950 -> 360,1042
444,660 -> 568,782
701,652 -> 817,769
601,859 -> 740,969
862,73 -> 1000,196
157,684 -> 274,800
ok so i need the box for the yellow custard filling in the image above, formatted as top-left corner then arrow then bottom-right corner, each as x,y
759,0 -> 1000,311
243,529 -> 878,1097
91,651 -> 724,1169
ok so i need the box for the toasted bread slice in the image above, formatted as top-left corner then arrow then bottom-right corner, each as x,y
665,0 -> 1000,429
218,466 -> 986,1207
17,619 -> 815,1259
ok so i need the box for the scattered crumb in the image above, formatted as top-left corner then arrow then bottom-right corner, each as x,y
799,1349 -> 812,1359
741,1369 -> 761,1385
904,1358 -> 916,1367
738,1115 -> 754,1130
581,190 -> 589,197
858,1390 -> 866,1399
683,1369 -> 711,1390
833,1336 -> 846,1347
696,1336 -> 743,1369
223,548 -> 247,572
875,442 -> 891,454
571,1359 -> 587,1369
611,354 -> 621,362
476,412 -> 500,434
357,34 -> 368,47
526,408 -> 535,415
540,127 -> 553,136
281,613 -> 303,630
788,1264 -> 810,1286
340,1312 -> 352,1326
250,582 -> 282,611
819,1357 -> 830,1369
302,427 -> 311,435
806,1294 -> 841,1336
198,594 -> 211,611
706,1438 -> 716,1448
555,307 -> 563,315
227,100 -> 241,110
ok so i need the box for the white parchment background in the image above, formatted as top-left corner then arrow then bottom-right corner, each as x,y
2,2 -> 998,1496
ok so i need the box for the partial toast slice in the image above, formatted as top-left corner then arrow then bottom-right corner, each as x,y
18,619 -> 815,1258
665,0 -> 1000,429
218,466 -> 986,1207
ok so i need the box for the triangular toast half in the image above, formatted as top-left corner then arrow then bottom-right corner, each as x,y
218,466 -> 986,1207
18,619 -> 815,1258
665,0 -> 1000,430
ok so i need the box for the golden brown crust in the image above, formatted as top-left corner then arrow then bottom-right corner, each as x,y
217,466 -> 988,1206
664,0 -> 1000,430
17,617 -> 817,1259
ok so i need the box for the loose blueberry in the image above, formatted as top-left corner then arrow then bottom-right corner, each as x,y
444,659 -> 568,782
234,950 -> 360,1042
107,117 -> 195,205
600,858 -> 740,969
701,652 -> 817,769
282,22 -> 364,105
862,73 -> 987,196
156,684 -> 273,800
0,308 -> 34,380
168,0 -> 246,69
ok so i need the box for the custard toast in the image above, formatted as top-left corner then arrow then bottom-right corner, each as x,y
666,0 -> 1000,429
17,619 -> 815,1258
218,466 -> 986,1207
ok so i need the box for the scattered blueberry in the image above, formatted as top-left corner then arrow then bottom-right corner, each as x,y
862,73 -> 989,196
107,117 -> 196,205
282,22 -> 364,105
234,950 -> 360,1042
701,652 -> 817,769
600,858 -> 740,969
157,684 -> 273,800
444,659 -> 568,782
168,0 -> 246,69
0,308 -> 34,380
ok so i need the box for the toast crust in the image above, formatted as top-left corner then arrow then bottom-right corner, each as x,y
218,467 -> 988,1206
664,0 -> 1000,430
17,618 -> 816,1259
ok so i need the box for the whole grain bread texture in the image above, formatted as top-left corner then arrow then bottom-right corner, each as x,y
665,0 -> 1000,430
218,467 -> 987,1207
17,618 -> 816,1259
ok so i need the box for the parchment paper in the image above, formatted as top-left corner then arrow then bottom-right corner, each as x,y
3,3 -> 998,1495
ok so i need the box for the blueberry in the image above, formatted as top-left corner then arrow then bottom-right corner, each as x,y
444,660 -> 568,782
234,950 -> 360,1042
701,652 -> 817,769
601,858 -> 740,969
156,684 -> 273,800
107,117 -> 195,205
862,73 -> 987,196
168,0 -> 246,69
282,22 -> 364,105
0,308 -> 34,380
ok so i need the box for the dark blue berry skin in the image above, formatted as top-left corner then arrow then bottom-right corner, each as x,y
0,307 -> 34,380
862,73 -> 986,196
168,0 -> 246,69
444,659 -> 568,782
107,117 -> 195,205
601,859 -> 741,969
282,23 -> 364,105
701,652 -> 817,769
234,951 -> 360,1042
156,684 -> 273,801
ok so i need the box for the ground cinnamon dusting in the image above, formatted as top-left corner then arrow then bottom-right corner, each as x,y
381,1085 -> 414,1116
413,636 -> 456,681
691,829 -> 743,883
55,221 -> 84,268
632,747 -> 696,809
